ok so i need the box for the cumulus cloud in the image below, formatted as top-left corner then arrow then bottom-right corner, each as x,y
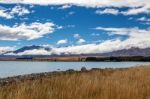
0,7 -> 13,19
57,39 -> 68,45
0,5 -> 30,19
0,22 -> 55,41
10,5 -> 30,16
73,33 -> 86,44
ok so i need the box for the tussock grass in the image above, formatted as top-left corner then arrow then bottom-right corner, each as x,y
0,66 -> 150,99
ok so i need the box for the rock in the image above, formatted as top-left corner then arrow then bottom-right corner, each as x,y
66,69 -> 75,72
81,67 -> 87,72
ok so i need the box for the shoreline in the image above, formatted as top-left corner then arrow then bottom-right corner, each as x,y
0,67 -> 129,86
0,56 -> 150,62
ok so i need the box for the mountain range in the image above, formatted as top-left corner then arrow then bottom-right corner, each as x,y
101,47 -> 150,56
1,45 -> 150,56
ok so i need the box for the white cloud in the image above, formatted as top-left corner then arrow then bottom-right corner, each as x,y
10,5 -> 30,16
0,22 -> 55,41
96,8 -> 119,15
96,27 -> 129,35
73,33 -> 86,44
95,26 -> 150,36
0,7 -> 13,19
0,5 -> 30,19
57,39 -> 68,45
0,43 -> 125,55
77,39 -> 86,44
0,0 -> 149,8
96,7 -> 150,16
137,17 -> 150,22
58,4 -> 72,9
56,25 -> 63,29
73,33 -> 80,39
5,26 -> 150,55
0,46 -> 15,54
95,27 -> 150,49
137,17 -> 147,21
121,6 -> 150,15
137,17 -> 150,25
0,0 -> 149,15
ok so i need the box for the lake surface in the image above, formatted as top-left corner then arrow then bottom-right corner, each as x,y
0,61 -> 150,78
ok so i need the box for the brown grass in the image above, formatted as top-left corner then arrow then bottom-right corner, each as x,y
0,66 -> 150,99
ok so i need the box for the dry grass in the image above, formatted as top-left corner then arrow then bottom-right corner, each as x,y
0,66 -> 150,99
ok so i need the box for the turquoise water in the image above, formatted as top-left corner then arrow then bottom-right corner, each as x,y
0,61 -> 150,78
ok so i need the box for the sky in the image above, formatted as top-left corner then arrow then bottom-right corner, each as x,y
0,0 -> 150,55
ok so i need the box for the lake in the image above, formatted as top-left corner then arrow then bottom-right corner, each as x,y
0,61 -> 150,78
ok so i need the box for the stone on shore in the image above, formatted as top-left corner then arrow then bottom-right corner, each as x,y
81,67 -> 87,72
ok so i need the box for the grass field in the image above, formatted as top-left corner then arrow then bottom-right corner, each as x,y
0,66 -> 150,99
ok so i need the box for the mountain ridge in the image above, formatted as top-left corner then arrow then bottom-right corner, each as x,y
1,45 -> 150,56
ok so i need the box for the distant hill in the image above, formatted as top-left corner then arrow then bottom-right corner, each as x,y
13,45 -> 41,54
13,45 -> 51,54
100,47 -> 150,56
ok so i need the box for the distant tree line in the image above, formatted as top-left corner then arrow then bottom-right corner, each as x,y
85,56 -> 150,62
10,56 -> 150,62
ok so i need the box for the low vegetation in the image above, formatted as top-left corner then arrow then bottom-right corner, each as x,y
0,66 -> 150,99
1,56 -> 150,62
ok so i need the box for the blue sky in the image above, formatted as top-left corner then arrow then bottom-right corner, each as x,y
0,0 -> 150,55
